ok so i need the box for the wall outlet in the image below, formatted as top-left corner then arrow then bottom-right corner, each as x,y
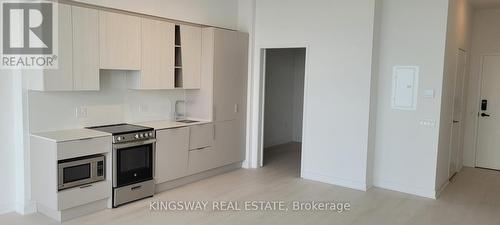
76,107 -> 88,119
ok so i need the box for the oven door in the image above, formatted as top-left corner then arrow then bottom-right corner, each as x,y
113,139 -> 156,188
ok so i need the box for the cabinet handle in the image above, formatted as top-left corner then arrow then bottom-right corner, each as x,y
131,185 -> 142,190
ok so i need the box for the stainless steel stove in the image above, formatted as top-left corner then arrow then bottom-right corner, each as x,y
87,124 -> 156,207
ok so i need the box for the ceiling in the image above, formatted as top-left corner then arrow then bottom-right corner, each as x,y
469,0 -> 500,9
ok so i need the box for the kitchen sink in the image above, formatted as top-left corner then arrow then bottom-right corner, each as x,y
177,120 -> 199,124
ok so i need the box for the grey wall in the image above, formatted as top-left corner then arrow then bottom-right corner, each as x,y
263,48 -> 305,148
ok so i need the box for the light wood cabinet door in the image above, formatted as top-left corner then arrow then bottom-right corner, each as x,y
155,127 -> 189,183
189,123 -> 214,150
213,29 -> 249,122
99,11 -> 141,70
214,120 -> 245,166
140,18 -> 175,89
180,25 -> 202,89
72,6 -> 99,90
29,4 -> 73,91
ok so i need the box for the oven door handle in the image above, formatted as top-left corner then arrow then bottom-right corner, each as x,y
113,139 -> 157,149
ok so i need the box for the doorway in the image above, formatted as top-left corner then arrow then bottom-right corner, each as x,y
261,48 -> 306,175
476,54 -> 500,170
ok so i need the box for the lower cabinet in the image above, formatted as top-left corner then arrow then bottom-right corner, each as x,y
155,121 -> 245,183
155,127 -> 189,183
187,147 -> 219,175
214,120 -> 245,166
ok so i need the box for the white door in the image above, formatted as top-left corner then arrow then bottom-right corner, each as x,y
476,55 -> 500,170
449,49 -> 467,178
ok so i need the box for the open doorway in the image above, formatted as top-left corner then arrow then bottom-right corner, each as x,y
261,48 -> 306,176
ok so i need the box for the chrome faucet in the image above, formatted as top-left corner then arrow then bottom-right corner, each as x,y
174,100 -> 185,120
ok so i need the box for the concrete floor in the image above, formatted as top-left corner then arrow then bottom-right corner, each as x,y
1,142 -> 500,225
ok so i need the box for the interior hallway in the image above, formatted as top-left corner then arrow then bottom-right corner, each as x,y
1,146 -> 500,225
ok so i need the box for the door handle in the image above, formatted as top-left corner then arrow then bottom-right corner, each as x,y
481,113 -> 491,117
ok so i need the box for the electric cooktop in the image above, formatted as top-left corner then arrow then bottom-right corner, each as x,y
87,123 -> 153,135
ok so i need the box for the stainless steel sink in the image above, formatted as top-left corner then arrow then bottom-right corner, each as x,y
177,120 -> 199,124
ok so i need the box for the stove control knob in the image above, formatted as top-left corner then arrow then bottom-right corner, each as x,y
139,133 -> 144,138
116,136 -> 123,141
149,132 -> 153,137
135,134 -> 139,139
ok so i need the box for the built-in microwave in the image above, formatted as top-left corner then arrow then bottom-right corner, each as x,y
58,154 -> 105,191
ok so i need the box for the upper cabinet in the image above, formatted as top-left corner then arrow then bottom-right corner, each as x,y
26,4 -> 99,91
27,5 -> 203,91
72,6 -> 100,90
177,25 -> 202,89
128,18 -> 175,89
99,11 -> 141,70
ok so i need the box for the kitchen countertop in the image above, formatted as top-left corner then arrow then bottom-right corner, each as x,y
31,129 -> 111,143
134,119 -> 211,130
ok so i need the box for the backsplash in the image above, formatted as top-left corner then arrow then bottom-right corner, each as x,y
28,70 -> 185,133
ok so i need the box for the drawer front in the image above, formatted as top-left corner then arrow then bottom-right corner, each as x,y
57,136 -> 111,160
57,180 -> 111,210
189,124 -> 214,150
187,147 -> 219,175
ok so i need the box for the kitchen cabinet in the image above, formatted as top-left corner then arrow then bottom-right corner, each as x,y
72,6 -> 100,90
176,25 -> 202,89
26,4 -> 72,91
30,134 -> 112,222
26,4 -> 100,91
155,127 -> 189,183
128,18 -> 175,89
213,29 -> 249,121
186,28 -> 248,121
187,147 -> 219,175
189,123 -> 214,150
214,120 -> 245,166
185,28 -> 248,169
99,11 -> 141,70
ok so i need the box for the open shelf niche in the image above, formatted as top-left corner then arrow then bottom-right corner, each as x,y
174,25 -> 183,88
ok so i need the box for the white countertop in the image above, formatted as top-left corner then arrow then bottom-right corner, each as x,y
135,119 -> 211,130
31,129 -> 111,143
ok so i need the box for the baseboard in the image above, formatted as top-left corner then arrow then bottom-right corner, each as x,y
435,181 -> 449,199
242,160 -> 251,169
156,162 -> 242,193
0,204 -> 15,215
373,180 -> 436,199
15,200 -> 36,215
301,170 -> 368,191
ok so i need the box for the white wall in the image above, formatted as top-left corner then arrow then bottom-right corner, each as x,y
253,0 -> 377,190
435,0 -> 472,192
372,0 -> 449,198
463,8 -> 500,167
0,71 -> 16,214
74,0 -> 239,29
263,48 -> 304,148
